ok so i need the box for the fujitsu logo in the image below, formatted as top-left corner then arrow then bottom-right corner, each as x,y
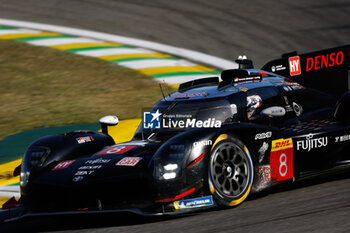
296,134 -> 328,152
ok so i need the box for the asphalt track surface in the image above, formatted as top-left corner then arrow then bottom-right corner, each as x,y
0,0 -> 349,232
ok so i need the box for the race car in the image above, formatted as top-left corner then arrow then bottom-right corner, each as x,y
4,45 -> 350,219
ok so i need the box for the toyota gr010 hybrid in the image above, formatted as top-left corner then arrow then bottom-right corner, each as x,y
4,45 -> 350,219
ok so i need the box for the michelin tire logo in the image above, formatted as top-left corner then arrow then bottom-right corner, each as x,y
143,109 -> 161,129
174,196 -> 213,209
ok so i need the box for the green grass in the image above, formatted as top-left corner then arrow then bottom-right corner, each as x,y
0,39 -> 167,137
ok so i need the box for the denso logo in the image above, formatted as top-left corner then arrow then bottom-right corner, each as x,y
306,51 -> 343,71
289,56 -> 301,76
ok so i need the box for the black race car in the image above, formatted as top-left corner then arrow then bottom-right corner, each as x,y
4,45 -> 350,219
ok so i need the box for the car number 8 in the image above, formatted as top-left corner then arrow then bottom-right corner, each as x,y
107,146 -> 125,154
279,153 -> 288,177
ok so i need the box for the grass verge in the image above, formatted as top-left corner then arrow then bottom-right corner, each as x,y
0,39 -> 165,137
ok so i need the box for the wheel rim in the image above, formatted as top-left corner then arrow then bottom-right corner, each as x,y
210,142 -> 251,199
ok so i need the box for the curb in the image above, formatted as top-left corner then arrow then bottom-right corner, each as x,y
0,18 -> 238,85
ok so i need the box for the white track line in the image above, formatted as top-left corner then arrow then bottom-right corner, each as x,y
0,192 -> 20,198
0,186 -> 20,198
28,37 -> 102,46
76,48 -> 154,57
118,59 -> 196,69
0,28 -> 41,35
0,18 -> 237,69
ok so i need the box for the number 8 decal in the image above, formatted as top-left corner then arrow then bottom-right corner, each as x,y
279,153 -> 288,177
270,138 -> 293,181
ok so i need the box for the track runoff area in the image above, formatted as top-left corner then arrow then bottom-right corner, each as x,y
0,19 -> 237,206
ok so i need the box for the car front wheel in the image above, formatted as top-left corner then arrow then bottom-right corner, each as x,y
208,135 -> 253,207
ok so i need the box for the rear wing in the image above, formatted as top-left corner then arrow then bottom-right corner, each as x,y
262,45 -> 350,98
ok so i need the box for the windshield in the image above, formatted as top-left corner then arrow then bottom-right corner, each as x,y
159,99 -> 234,125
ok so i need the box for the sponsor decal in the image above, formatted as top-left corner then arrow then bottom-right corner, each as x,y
289,56 -> 301,76
258,142 -> 269,163
293,102 -> 303,116
335,134 -> 350,143
52,160 -> 75,170
174,196 -> 213,209
247,95 -> 262,119
85,158 -> 111,164
270,138 -> 293,181
193,140 -> 212,147
256,165 -> 271,183
306,51 -> 343,71
271,138 -> 293,150
255,132 -> 272,140
74,170 -> 95,176
296,134 -> 328,152
239,87 -> 248,92
76,136 -> 94,144
75,165 -> 103,177
72,176 -> 83,182
97,145 -> 136,155
116,157 -> 142,166
172,92 -> 209,98
78,165 -> 102,170
271,65 -> 286,72
234,76 -> 261,83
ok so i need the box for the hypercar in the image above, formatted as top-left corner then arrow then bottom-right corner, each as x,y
3,45 -> 350,219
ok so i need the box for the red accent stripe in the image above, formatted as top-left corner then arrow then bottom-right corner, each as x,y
185,152 -> 205,168
155,187 -> 196,203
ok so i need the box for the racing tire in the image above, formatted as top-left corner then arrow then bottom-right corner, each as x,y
208,135 -> 253,207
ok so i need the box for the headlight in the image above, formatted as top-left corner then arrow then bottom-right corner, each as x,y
154,162 -> 181,180
162,172 -> 176,180
164,164 -> 178,171
20,146 -> 49,188
153,144 -> 186,180
28,147 -> 49,167
20,171 -> 30,187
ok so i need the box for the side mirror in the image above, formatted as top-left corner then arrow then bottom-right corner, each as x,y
99,115 -> 119,134
260,106 -> 286,118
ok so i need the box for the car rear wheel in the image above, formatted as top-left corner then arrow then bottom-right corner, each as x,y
209,135 -> 253,207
